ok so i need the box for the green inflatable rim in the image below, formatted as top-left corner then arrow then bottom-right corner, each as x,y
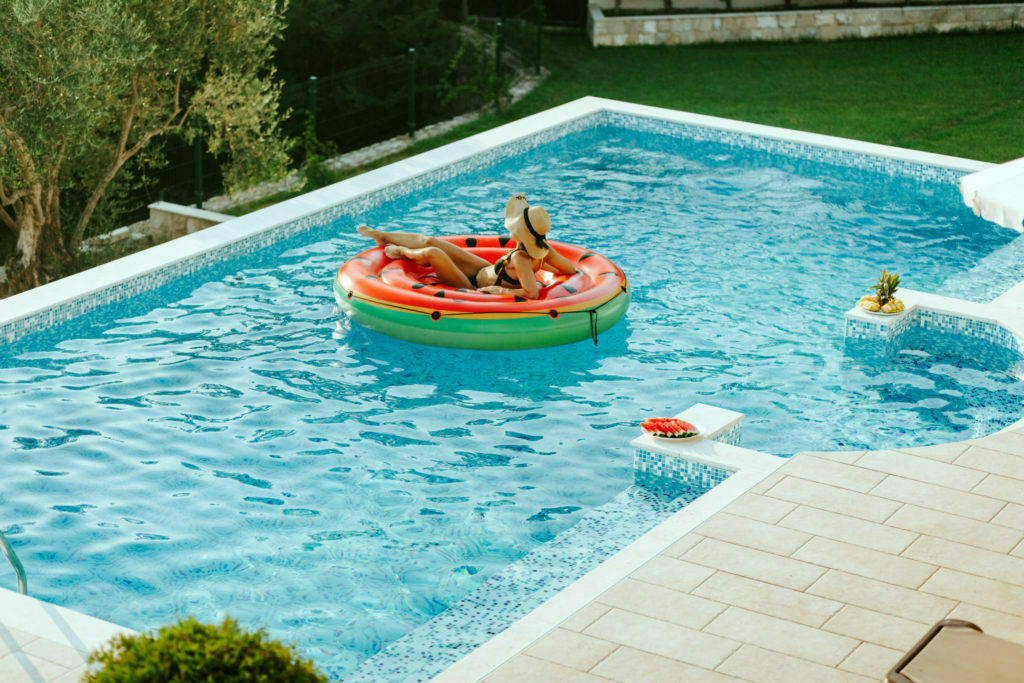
334,279 -> 630,350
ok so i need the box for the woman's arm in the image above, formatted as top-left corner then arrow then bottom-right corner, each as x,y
540,246 -> 577,275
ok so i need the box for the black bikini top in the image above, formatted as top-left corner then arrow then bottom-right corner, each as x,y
484,208 -> 548,287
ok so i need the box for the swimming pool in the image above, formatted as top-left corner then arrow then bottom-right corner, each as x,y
2,101 -> 1023,680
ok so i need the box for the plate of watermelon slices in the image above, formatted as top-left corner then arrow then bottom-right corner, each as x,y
640,417 -> 703,441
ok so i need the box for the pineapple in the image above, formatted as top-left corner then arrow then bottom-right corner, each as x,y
871,270 -> 900,306
859,269 -> 904,314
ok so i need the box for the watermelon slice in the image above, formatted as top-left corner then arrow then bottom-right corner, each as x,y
641,417 -> 699,438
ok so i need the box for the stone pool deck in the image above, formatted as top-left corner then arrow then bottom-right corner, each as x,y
472,427 -> 1024,682
0,586 -> 133,682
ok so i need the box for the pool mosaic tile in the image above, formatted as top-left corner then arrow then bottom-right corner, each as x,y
846,308 -> 1024,374
603,112 -> 967,185
633,449 -> 733,489
715,422 -> 742,448
346,475 -> 714,682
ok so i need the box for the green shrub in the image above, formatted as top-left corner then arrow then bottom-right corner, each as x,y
84,616 -> 327,683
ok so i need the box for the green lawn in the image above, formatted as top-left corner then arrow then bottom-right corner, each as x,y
228,28 -> 1024,215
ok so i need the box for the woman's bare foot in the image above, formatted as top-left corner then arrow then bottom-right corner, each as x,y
384,244 -> 412,260
357,225 -> 387,246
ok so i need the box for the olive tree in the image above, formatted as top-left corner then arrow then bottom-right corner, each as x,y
0,0 -> 292,293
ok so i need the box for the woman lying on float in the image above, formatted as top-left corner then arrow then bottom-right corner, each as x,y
356,193 -> 574,300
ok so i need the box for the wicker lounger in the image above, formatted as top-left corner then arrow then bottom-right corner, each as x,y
886,619 -> 1024,682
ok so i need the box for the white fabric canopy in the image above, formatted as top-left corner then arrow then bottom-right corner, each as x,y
960,156 -> 1024,233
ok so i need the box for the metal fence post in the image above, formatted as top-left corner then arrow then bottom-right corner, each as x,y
193,130 -> 203,209
308,75 -> 319,143
494,21 -> 505,109
535,0 -> 544,75
408,48 -> 417,138
495,20 -> 504,78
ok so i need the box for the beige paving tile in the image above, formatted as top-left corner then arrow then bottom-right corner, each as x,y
561,602 -> 611,633
796,450 -> 865,464
886,503 -> 1023,553
0,626 -> 38,658
696,512 -> 811,556
525,628 -> 617,672
792,536 -> 937,589
764,476 -> 900,523
780,454 -> 886,492
971,430 -> 1024,457
902,535 -> 1024,587
992,503 -> 1024,531
837,642 -> 903,679
973,473 -> 1024,506
894,442 -> 968,463
947,602 -> 1024,643
694,571 -> 842,628
717,644 -> 874,683
598,578 -> 726,630
870,475 -> 1004,521
632,555 -> 716,594
921,568 -> 1024,614
779,504 -> 917,554
724,493 -> 797,524
51,666 -> 89,683
0,651 -> 70,683
19,639 -> 88,670
858,450 -> 985,491
705,606 -> 858,666
682,538 -> 826,591
591,646 -> 743,682
807,569 -> 955,625
1013,539 -> 1024,559
749,472 -> 784,495
956,445 -> 1024,481
822,604 -> 929,651
584,608 -> 740,670
483,654 -> 606,683
662,532 -> 703,557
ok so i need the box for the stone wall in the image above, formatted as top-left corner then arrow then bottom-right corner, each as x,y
588,3 -> 1024,46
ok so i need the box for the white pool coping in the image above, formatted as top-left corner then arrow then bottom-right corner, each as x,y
0,96 -> 1013,681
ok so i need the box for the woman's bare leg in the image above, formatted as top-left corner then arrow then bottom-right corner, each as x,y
384,245 -> 473,289
357,225 -> 488,275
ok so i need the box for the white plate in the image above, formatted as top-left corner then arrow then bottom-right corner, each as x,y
860,308 -> 902,316
644,424 -> 704,442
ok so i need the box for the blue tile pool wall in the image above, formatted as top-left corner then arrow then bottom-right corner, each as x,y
603,112 -> 967,186
715,422 -> 742,448
2,108 -> 973,346
346,477 -> 712,682
633,448 -> 733,490
845,310 -> 1024,375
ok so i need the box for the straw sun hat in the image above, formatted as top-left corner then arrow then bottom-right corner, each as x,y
504,204 -> 551,259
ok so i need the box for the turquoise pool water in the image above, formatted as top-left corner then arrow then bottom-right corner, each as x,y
3,122 -> 1023,679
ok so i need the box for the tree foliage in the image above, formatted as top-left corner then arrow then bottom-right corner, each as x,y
0,0 -> 292,293
85,616 -> 327,682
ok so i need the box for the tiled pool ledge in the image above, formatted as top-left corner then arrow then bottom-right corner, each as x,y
0,96 -> 993,345
844,286 -> 1024,372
